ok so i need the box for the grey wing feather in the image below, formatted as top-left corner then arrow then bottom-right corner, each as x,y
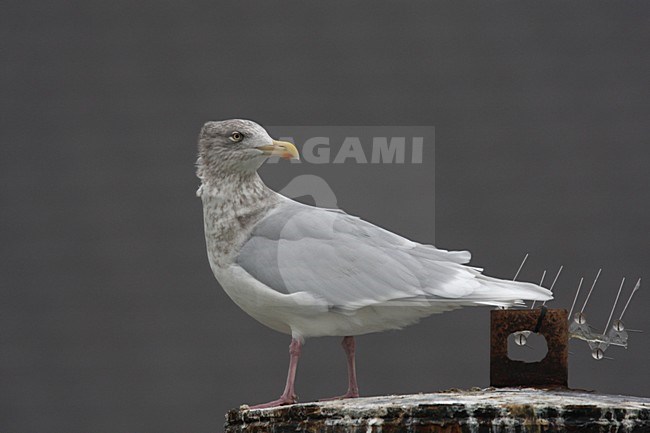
236,200 -> 550,309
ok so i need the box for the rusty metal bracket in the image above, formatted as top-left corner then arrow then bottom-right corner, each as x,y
490,308 -> 568,388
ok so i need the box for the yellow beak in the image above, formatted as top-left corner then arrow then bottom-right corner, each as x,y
256,140 -> 300,160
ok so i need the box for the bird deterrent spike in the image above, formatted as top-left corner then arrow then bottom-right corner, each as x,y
513,253 -> 529,281
549,265 -> 564,292
618,277 -> 641,321
542,265 -> 563,306
604,277 -> 625,334
531,269 -> 547,309
580,268 -> 602,314
568,277 -> 584,320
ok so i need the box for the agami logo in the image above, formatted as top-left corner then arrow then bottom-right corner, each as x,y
266,126 -> 434,165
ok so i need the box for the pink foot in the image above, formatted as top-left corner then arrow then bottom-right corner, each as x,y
319,336 -> 361,402
248,394 -> 297,409
248,338 -> 302,410
319,390 -> 359,401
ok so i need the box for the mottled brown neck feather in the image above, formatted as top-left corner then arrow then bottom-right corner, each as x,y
199,170 -> 281,267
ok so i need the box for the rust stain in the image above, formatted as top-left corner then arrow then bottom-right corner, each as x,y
505,403 -> 536,419
490,308 -> 569,388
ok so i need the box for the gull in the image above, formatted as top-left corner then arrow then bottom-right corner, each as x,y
196,119 -> 552,408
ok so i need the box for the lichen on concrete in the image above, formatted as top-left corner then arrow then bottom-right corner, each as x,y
225,388 -> 650,433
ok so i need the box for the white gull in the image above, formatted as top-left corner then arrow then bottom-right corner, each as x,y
196,119 -> 552,408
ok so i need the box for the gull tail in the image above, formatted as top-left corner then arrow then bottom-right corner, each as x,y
468,272 -> 553,306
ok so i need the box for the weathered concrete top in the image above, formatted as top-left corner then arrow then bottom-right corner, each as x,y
225,388 -> 650,433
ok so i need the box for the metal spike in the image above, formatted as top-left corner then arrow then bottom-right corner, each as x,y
580,268 -> 602,314
531,269 -> 547,309
568,277 -> 584,321
513,253 -> 529,281
619,278 -> 641,321
542,265 -> 563,306
604,277 -> 625,334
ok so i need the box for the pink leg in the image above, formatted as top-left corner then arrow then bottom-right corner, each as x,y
249,338 -> 302,409
320,336 -> 360,401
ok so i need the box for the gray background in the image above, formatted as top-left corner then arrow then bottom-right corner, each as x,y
2,2 -> 649,432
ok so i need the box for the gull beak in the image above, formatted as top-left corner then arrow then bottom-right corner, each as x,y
255,140 -> 300,161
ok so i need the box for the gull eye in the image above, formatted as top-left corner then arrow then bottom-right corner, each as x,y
229,131 -> 244,142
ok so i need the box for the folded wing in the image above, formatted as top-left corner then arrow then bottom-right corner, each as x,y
236,200 -> 551,311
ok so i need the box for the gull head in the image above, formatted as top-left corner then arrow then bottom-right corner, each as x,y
196,119 -> 299,180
